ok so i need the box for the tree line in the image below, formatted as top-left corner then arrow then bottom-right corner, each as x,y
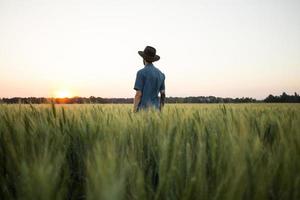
0,92 -> 299,104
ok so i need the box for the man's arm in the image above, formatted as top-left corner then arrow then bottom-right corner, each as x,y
160,90 -> 166,111
133,70 -> 144,112
133,90 -> 142,112
159,74 -> 166,111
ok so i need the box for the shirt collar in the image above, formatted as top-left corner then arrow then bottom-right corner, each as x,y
145,63 -> 154,67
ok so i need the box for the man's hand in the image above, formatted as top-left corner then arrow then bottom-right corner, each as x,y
133,90 -> 142,112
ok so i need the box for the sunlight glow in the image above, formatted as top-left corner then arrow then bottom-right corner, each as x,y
55,89 -> 72,98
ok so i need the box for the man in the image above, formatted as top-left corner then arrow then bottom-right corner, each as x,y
133,46 -> 166,112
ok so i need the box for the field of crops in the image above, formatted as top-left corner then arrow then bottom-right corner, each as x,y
0,104 -> 299,200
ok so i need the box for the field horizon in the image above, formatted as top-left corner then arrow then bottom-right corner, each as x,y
1,91 -> 300,104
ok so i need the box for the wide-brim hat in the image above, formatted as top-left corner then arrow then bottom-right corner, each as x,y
138,46 -> 160,62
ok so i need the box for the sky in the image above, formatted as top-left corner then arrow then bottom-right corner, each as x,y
0,0 -> 299,99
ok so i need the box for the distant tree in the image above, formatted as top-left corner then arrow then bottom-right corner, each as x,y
281,92 -> 288,102
265,95 -> 275,102
264,92 -> 300,103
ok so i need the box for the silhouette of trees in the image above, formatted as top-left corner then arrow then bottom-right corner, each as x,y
264,92 -> 300,103
166,96 -> 257,103
0,92 -> 299,104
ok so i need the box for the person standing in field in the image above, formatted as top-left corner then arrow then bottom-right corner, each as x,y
133,46 -> 166,112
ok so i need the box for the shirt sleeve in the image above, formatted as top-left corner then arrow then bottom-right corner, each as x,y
134,71 -> 144,91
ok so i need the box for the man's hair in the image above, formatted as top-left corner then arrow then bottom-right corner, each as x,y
144,59 -> 153,64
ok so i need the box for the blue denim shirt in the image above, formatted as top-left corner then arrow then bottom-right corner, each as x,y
134,63 -> 165,110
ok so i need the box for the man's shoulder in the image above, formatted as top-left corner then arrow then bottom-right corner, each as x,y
137,67 -> 146,75
153,66 -> 165,78
151,64 -> 163,73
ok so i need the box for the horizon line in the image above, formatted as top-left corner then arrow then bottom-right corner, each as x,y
1,91 -> 298,101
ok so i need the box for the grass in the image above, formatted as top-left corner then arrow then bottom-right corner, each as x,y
0,103 -> 299,200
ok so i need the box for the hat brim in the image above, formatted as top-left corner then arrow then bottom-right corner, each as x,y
138,51 -> 160,62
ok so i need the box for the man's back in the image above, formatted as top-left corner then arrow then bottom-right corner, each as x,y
134,63 -> 165,110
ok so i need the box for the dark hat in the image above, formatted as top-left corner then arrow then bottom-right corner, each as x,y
138,46 -> 160,62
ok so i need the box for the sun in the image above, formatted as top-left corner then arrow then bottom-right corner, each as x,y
55,89 -> 72,98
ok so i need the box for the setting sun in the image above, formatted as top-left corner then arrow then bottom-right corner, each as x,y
55,89 -> 72,98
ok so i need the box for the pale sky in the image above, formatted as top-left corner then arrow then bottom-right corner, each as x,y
0,0 -> 299,99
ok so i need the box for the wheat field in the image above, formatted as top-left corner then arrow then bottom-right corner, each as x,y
0,104 -> 299,200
